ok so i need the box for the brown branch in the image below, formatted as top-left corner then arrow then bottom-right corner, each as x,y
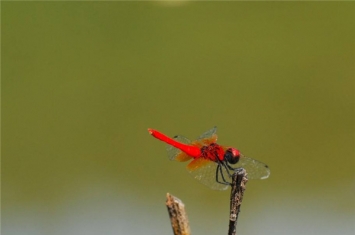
166,193 -> 191,235
228,168 -> 248,235
165,170 -> 248,235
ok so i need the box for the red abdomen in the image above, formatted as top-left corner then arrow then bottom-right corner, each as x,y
200,143 -> 225,162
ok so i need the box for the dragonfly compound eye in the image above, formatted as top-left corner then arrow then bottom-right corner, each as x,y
224,148 -> 240,164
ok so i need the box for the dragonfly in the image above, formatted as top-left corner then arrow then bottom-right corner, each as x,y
148,127 -> 270,190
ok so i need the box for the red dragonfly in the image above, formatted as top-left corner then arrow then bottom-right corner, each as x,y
148,127 -> 270,190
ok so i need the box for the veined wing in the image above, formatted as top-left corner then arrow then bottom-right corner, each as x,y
186,158 -> 230,190
236,154 -> 270,180
166,135 -> 193,162
193,126 -> 218,147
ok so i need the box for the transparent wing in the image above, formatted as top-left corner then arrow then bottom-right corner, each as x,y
234,154 -> 270,180
197,126 -> 218,141
186,158 -> 230,191
194,126 -> 218,147
166,135 -> 193,162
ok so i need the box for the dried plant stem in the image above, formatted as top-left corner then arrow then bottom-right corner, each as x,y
165,169 -> 248,235
166,193 -> 191,235
228,168 -> 248,235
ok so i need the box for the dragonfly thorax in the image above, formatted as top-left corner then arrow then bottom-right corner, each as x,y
224,148 -> 241,164
200,143 -> 225,162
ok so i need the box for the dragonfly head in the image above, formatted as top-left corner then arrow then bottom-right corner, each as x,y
224,148 -> 240,164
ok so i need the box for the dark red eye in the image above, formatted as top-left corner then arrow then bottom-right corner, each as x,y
224,148 -> 240,164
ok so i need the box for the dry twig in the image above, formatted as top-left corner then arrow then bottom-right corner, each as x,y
228,168 -> 248,235
166,193 -> 191,235
165,168 -> 248,235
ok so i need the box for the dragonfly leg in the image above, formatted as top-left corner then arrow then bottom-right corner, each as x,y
215,163 -> 230,185
226,163 -> 236,171
222,161 -> 233,177
229,166 -> 244,173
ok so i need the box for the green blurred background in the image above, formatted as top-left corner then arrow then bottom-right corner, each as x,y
2,2 -> 354,235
